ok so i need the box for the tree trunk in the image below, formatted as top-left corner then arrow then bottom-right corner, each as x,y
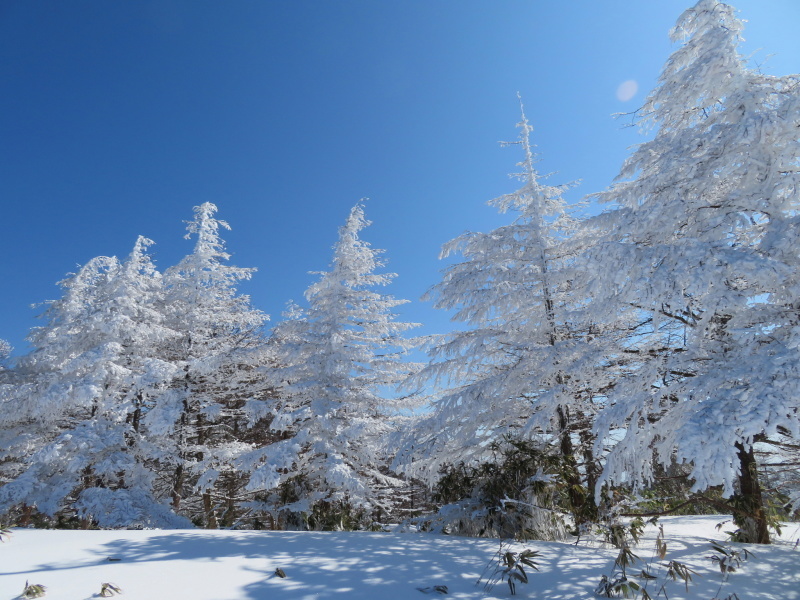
132,393 -> 142,433
557,405 -> 589,526
20,504 -> 33,527
172,464 -> 184,511
220,474 -> 238,528
579,428 -> 599,522
172,377 -> 191,513
732,442 -> 770,544
203,491 -> 218,529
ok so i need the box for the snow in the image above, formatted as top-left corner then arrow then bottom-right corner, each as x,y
2,516 -> 798,600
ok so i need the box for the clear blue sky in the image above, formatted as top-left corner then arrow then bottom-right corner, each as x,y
1,1 -> 798,356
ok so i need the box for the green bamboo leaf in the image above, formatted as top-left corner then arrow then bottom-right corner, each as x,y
22,581 -> 47,599
99,582 -> 123,597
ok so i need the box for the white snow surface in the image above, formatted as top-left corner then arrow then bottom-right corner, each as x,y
1,516 -> 798,600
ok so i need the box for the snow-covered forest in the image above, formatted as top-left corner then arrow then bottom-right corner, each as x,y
1,0 -> 798,548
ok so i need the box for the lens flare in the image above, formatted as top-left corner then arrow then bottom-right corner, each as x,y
616,80 -> 639,102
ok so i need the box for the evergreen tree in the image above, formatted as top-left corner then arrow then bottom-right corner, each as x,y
147,202 -> 267,526
586,0 -> 800,543
0,238 -> 188,527
240,202 -> 418,526
397,101 -> 609,528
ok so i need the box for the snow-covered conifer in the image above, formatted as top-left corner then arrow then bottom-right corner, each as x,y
0,238 -> 189,527
239,202 -> 418,525
150,202 -> 267,526
397,100 -> 608,527
586,0 -> 800,543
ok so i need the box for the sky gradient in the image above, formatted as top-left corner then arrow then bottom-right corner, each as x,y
1,1 -> 798,356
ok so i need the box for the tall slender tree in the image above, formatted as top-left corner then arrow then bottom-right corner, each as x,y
146,202 -> 267,526
397,100 -> 610,528
240,202 -> 418,526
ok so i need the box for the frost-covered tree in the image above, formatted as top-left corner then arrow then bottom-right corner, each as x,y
148,202 -> 267,526
239,202 -> 418,526
0,205 -> 268,529
586,0 -> 800,543
0,340 -> 15,492
0,237 -> 188,527
397,101 -> 610,529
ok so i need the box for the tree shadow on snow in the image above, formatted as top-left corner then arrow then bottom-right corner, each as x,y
88,531 -> 625,600
7,530 -> 615,600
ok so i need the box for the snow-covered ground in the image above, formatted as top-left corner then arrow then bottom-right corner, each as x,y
1,516 -> 798,599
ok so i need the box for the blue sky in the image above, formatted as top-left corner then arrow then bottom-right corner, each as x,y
1,1 -> 798,356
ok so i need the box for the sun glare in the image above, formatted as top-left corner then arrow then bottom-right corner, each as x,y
616,79 -> 639,102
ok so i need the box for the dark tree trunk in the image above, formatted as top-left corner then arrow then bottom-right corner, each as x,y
203,491 -> 218,529
172,375 -> 191,513
557,405 -> 590,525
172,463 -> 184,511
579,428 -> 599,521
19,504 -> 33,527
220,474 -> 239,528
132,392 -> 142,433
732,441 -> 770,544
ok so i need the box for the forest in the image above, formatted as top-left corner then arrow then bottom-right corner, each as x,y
0,0 -> 798,547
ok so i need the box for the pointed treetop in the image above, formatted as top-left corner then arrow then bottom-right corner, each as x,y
123,236 -> 158,277
514,91 -> 537,188
671,0 -> 742,43
129,234 -> 155,256
170,202 -> 256,288
183,202 -> 232,261
640,0 -> 745,133
489,94 -> 575,228
336,200 -> 371,253
325,199 -> 394,290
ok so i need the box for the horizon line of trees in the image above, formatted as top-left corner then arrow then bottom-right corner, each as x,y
1,0 -> 798,543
